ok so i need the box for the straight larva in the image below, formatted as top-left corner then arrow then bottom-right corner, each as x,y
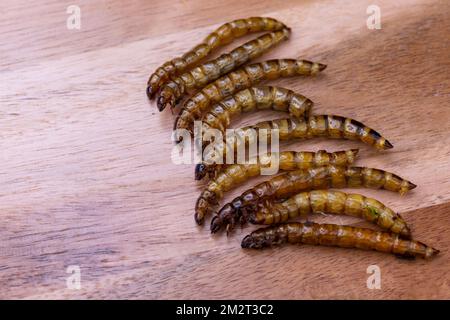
243,190 -> 411,238
147,17 -> 287,99
157,28 -> 291,111
173,59 -> 326,140
210,165 -> 416,232
241,222 -> 439,259
194,150 -> 359,225
195,114 -> 392,181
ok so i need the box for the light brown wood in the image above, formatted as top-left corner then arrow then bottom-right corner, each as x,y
1,0 -> 449,299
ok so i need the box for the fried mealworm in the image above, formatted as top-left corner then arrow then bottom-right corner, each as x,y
194,149 -> 359,225
241,222 -> 439,259
195,114 -> 392,180
147,17 -> 287,99
202,86 -> 313,134
210,165 -> 416,231
173,59 -> 326,139
245,190 -> 411,238
157,28 -> 291,111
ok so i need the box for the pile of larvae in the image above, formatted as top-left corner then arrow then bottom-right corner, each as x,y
147,17 -> 439,260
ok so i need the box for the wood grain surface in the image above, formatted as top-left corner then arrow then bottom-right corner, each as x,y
1,0 -> 449,299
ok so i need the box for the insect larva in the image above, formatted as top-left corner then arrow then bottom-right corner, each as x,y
202,86 -> 313,134
241,222 -> 439,259
240,115 -> 393,150
157,28 -> 291,111
211,165 -> 416,232
194,149 -> 359,225
195,114 -> 392,180
147,17 -> 287,99
173,59 -> 326,139
245,190 -> 411,238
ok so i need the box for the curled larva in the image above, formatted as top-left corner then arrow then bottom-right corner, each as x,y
210,165 -> 416,232
147,17 -> 287,99
241,222 -> 439,260
194,149 -> 359,225
173,59 -> 326,139
157,28 -> 291,111
243,190 -> 411,238
195,114 -> 392,181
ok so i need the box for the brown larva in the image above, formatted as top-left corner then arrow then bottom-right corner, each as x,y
194,150 -> 359,225
173,59 -> 326,140
196,114 -> 392,181
157,28 -> 291,111
242,190 -> 411,238
241,222 -> 439,259
209,165 -> 416,230
147,17 -> 287,99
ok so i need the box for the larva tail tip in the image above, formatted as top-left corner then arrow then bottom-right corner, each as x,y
432,248 -> 440,256
408,182 -> 417,190
401,227 -> 412,240
384,139 -> 394,149
318,63 -> 327,71
351,148 -> 360,156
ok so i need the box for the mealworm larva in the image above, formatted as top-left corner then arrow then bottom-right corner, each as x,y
194,149 -> 359,225
211,165 -> 416,232
241,222 -> 439,259
147,17 -> 287,99
157,28 -> 291,111
173,59 -> 326,139
245,190 -> 411,238
195,114 -> 392,180
202,86 -> 313,134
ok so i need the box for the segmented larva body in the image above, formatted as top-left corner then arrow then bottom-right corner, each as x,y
202,86 -> 313,133
194,149 -> 359,225
241,222 -> 439,259
174,59 -> 326,138
157,28 -> 291,111
240,115 -> 393,150
211,166 -> 416,232
247,190 -> 411,238
195,114 -> 392,180
147,17 -> 287,99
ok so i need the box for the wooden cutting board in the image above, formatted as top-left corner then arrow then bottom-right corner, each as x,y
1,0 -> 449,299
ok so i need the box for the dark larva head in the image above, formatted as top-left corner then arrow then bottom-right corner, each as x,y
146,85 -> 155,100
214,200 -> 244,233
157,93 -> 176,112
210,215 -> 223,234
195,163 -> 207,180
241,234 -> 264,249
195,196 -> 215,225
